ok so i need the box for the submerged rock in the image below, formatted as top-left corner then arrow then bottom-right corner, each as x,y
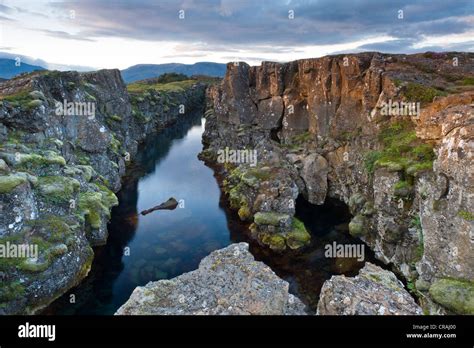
116,243 -> 307,315
317,262 -> 422,315
140,197 -> 178,215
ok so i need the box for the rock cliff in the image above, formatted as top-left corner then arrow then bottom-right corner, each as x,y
201,52 -> 474,314
0,70 -> 206,313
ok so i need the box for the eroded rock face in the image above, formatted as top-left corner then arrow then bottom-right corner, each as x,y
116,243 -> 306,315
317,262 -> 423,315
202,52 -> 474,314
0,70 -> 206,314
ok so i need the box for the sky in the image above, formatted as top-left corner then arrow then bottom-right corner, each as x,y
0,0 -> 473,70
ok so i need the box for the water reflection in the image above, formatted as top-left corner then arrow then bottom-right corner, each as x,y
47,111 -> 377,315
47,112 -> 236,314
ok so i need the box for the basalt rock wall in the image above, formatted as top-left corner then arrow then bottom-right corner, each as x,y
202,52 -> 474,314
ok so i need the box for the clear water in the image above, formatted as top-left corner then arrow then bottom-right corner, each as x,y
46,111 -> 376,315
47,113 -> 237,314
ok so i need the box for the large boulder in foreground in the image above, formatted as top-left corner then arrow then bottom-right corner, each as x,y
116,243 -> 306,315
317,262 -> 422,315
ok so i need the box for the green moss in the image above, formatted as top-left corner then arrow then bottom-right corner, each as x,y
77,165 -> 94,182
237,204 -> 252,221
26,99 -> 43,110
394,180 -> 413,198
78,186 -> 118,230
457,210 -> 474,221
74,148 -> 91,165
0,89 -> 33,106
254,212 -> 290,226
110,135 -> 122,154
29,215 -> 73,243
461,77 -> 474,86
127,79 -> 197,93
37,176 -> 80,204
0,174 -> 28,193
402,82 -> 447,104
349,214 -> 367,237
16,152 -> 66,170
95,183 -> 119,208
286,218 -> 311,249
292,131 -> 312,143
78,192 -> 104,229
410,216 -> 424,261
261,233 -> 286,251
406,162 -> 433,176
364,151 -> 382,174
0,281 -> 25,302
109,114 -> 122,122
429,278 -> 474,314
228,183 -> 245,210
371,121 -> 435,177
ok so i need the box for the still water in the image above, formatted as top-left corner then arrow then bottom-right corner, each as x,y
46,111 -> 374,314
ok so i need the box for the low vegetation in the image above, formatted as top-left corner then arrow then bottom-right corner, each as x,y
364,121 -> 435,178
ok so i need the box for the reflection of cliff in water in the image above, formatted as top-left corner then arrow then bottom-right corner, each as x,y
44,111 -> 204,315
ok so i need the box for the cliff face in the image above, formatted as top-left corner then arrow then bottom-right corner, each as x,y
0,70 -> 206,314
202,52 -> 474,314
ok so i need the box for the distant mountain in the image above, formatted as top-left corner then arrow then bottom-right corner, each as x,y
121,62 -> 226,83
0,58 -> 46,79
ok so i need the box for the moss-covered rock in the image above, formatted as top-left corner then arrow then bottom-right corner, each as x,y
0,174 -> 27,193
254,212 -> 291,226
429,278 -> 474,314
349,214 -> 367,237
237,204 -> 252,221
286,217 -> 311,250
16,152 -> 66,168
37,176 -> 80,204
261,233 -> 286,251
78,186 -> 118,230
78,192 -> 105,229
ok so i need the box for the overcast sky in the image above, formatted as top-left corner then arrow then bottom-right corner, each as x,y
0,0 -> 473,70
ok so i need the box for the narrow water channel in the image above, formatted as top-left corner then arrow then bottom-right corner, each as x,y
46,111 -> 377,315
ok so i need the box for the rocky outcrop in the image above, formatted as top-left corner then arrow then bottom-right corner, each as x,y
116,242 -> 306,315
0,70 -> 206,313
317,262 -> 423,315
201,52 -> 474,314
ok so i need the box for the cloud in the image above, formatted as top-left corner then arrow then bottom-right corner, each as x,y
40,29 -> 96,42
40,0 -> 473,52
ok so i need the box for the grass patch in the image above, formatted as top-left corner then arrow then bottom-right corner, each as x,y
402,82 -> 447,104
364,151 -> 382,174
127,79 -> 197,94
371,121 -> 435,176
461,77 -> 474,86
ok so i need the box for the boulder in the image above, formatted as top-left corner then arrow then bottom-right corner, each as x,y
116,243 -> 307,315
300,153 -> 329,205
317,262 -> 423,315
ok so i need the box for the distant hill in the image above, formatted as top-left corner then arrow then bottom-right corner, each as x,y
121,62 -> 226,83
0,58 -> 45,79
